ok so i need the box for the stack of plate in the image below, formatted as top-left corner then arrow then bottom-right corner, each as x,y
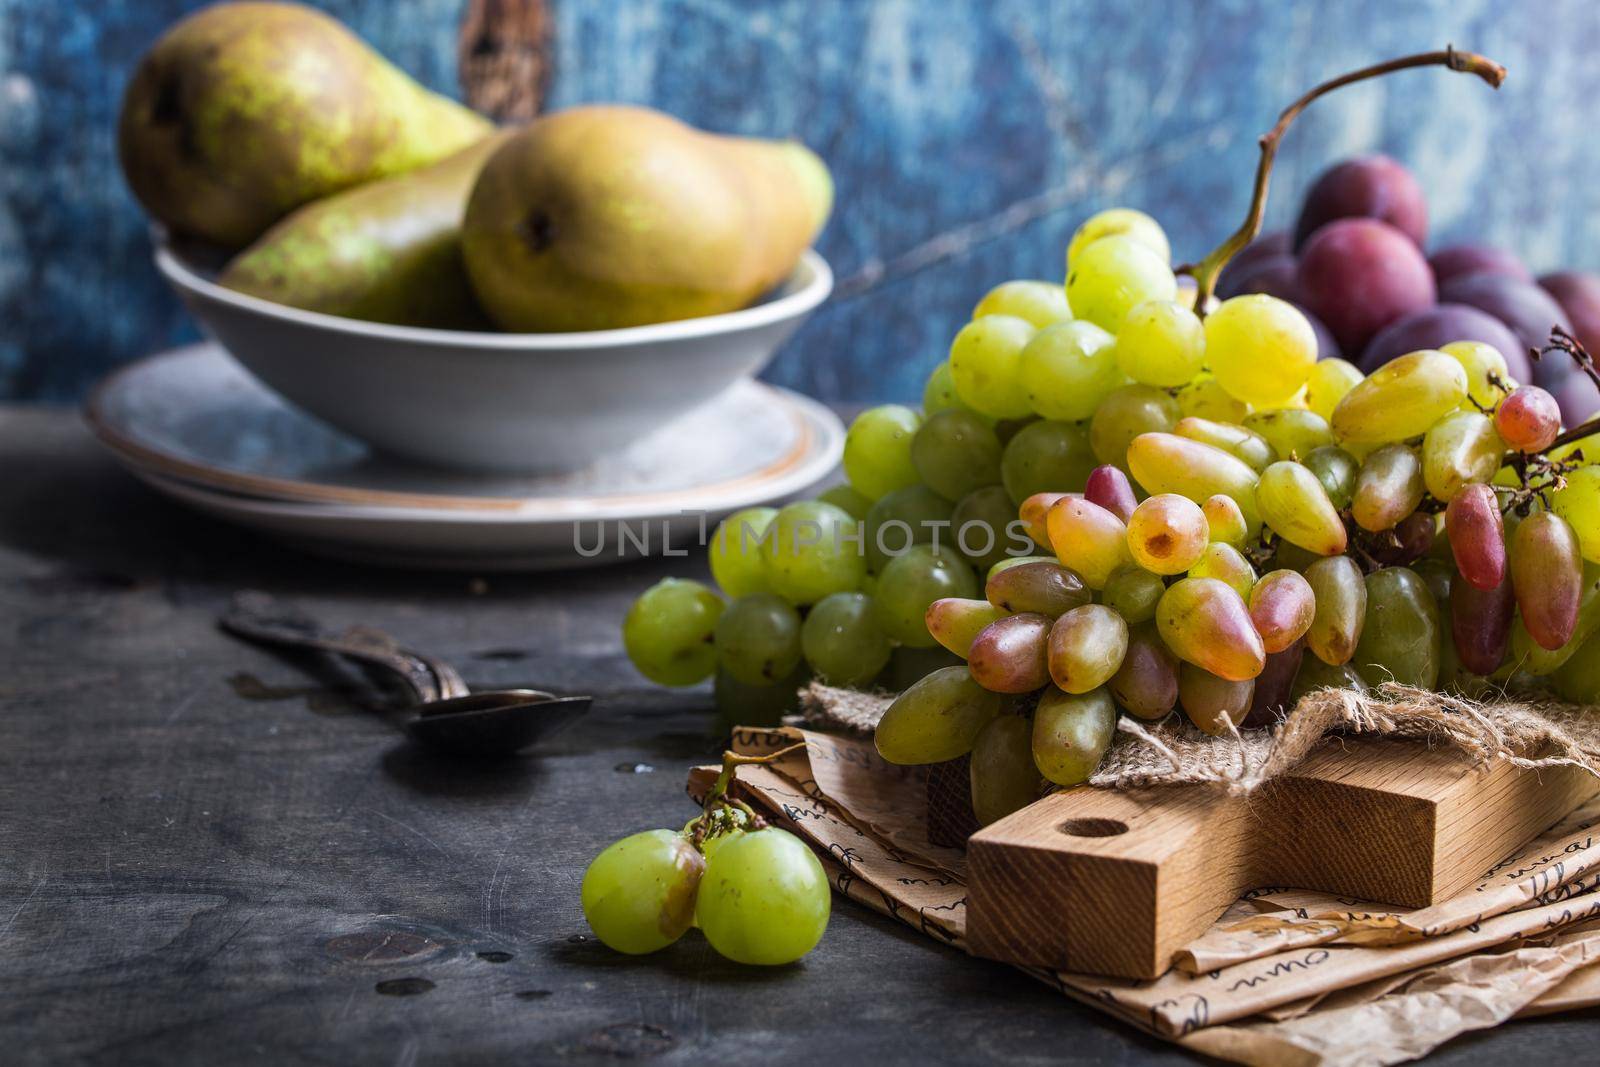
87,345 -> 843,570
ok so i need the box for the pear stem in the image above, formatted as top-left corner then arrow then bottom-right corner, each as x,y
1184,48 -> 1506,312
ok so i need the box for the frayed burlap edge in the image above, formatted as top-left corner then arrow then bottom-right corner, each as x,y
798,680 -> 1600,796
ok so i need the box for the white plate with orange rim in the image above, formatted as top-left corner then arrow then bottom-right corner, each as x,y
86,344 -> 844,569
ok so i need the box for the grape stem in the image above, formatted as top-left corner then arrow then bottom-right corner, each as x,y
689,742 -> 809,845
1182,47 -> 1506,312
1538,327 -> 1600,453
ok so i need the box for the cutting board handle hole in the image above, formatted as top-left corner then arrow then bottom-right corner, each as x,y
1058,817 -> 1128,838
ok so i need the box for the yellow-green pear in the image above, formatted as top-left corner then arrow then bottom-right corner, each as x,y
119,1 -> 493,248
218,130 -> 514,328
461,106 -> 832,332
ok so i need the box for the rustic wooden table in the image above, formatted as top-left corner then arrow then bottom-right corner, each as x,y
3,406 -> 1595,1064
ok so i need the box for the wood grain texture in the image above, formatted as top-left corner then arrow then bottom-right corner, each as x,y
7,1 -> 1600,404
4,406 -> 1600,1061
966,739 -> 1600,979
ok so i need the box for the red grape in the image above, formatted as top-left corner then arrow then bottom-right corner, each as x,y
1495,385 -> 1561,452
967,613 -> 1052,693
1451,573 -> 1514,676
1293,155 -> 1428,249
1297,218 -> 1435,355
1510,513 -> 1583,651
1243,638 -> 1305,728
1358,303 -> 1529,384
1444,483 -> 1505,590
1084,464 -> 1136,522
1429,244 -> 1532,287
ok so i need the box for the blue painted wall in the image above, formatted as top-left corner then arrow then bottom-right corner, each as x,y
3,0 -> 1599,403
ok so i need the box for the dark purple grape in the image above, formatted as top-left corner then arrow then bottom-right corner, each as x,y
1540,271 -> 1600,353
1293,155 -> 1428,249
1358,303 -> 1530,383
1216,232 -> 1292,299
1437,271 -> 1572,386
1451,574 -> 1514,676
1552,372 -> 1600,427
1243,638 -> 1305,728
1294,305 -> 1341,361
1224,254 -> 1303,303
1297,218 -> 1436,355
1428,244 -> 1532,287
1368,511 -> 1435,567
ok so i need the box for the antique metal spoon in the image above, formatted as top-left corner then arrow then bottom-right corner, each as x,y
219,592 -> 590,758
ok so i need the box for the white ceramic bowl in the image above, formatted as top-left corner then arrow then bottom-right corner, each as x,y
154,244 -> 832,472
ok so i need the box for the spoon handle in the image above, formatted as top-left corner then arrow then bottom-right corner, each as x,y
219,592 -> 465,704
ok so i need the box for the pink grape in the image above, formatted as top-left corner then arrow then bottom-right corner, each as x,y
1248,569 -> 1316,653
1444,484 -> 1506,591
967,613 -> 1052,693
1495,386 -> 1562,453
1084,465 -> 1137,522
1510,512 -> 1583,651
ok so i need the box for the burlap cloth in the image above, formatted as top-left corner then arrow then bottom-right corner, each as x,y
800,680 -> 1600,795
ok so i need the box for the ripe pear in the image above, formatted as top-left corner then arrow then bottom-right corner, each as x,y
218,130 -> 514,328
461,106 -> 832,332
119,1 -> 492,248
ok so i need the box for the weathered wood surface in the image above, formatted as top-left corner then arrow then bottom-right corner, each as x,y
2,405 -> 1599,1063
8,1 -> 1600,403
967,740 -> 1600,978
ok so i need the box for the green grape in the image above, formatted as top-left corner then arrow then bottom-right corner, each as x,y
925,597 -> 1010,658
1248,569 -> 1316,653
1047,603 -> 1128,693
1090,384 -> 1179,470
1305,555 -> 1366,666
1126,493 -> 1209,575
1354,567 -> 1441,690
1421,411 -> 1503,503
951,485 -> 1023,572
973,279 -> 1072,327
1031,686 -> 1117,786
1109,622 -> 1180,719
1201,494 -> 1249,548
843,404 -> 922,500
709,506 -> 777,598
969,715 -> 1043,826
922,360 -> 987,420
695,827 -> 829,965
1102,562 -> 1165,624
1302,446 -> 1358,511
714,664 -> 805,729
1510,512 -> 1583,651
1065,235 -> 1177,333
1157,576 -> 1265,680
1178,662 -> 1255,736
817,484 -> 873,521
1017,320 -> 1123,421
623,578 -> 725,686
1173,416 -> 1275,473
1331,350 -> 1468,446
1177,373 -> 1251,423
968,612 -> 1053,693
1188,542 -> 1256,601
1553,466 -> 1600,564
1289,655 -> 1368,704
911,408 -> 1003,501
800,592 -> 892,686
1117,300 -> 1206,387
1257,461 -> 1347,556
714,593 -> 803,685
581,829 -> 704,954
1126,432 -> 1262,530
1304,358 -> 1364,421
1351,444 -> 1424,533
760,501 -> 867,605
950,314 -> 1037,419
1440,340 -> 1513,409
875,544 -> 979,646
1066,207 -> 1172,268
1001,419 -> 1098,504
985,559 -> 1090,616
1202,295 -> 1317,407
875,665 -> 1003,763
1243,409 -> 1333,462
864,485 -> 954,573
1045,496 -> 1132,588
884,644 -> 965,689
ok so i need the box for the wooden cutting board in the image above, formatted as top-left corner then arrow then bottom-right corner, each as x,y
964,739 -> 1599,979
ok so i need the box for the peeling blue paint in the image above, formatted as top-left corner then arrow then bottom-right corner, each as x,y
3,0 -> 1598,403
